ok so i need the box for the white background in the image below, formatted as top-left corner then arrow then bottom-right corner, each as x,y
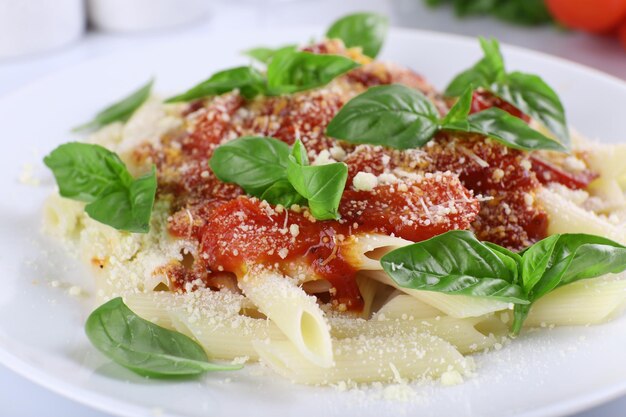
1,1 -> 625,416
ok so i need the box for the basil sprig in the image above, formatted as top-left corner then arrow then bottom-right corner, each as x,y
73,79 -> 153,132
381,231 -> 626,334
266,50 -> 360,95
326,84 -> 566,152
243,44 -> 298,64
326,12 -> 389,58
445,38 -> 570,146
166,66 -> 265,102
44,142 -> 157,233
168,51 -> 359,101
286,140 -> 348,220
210,136 -> 347,220
86,297 -> 242,377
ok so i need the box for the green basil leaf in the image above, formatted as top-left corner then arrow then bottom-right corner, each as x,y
266,50 -> 360,95
493,71 -> 570,146
529,234 -> 626,300
493,0 -> 553,26
44,142 -> 132,202
380,230 -> 528,303
326,84 -> 440,150
44,142 -> 156,233
243,44 -> 298,64
85,297 -> 241,377
209,136 -> 290,196
291,138 -> 309,166
326,12 -> 388,58
520,234 -> 560,294
260,179 -> 306,207
84,167 -> 157,233
442,107 -> 567,152
444,38 -> 504,97
73,79 -> 153,132
513,233 -> 626,334
441,86 -> 473,125
166,67 -> 265,102
286,141 -> 348,220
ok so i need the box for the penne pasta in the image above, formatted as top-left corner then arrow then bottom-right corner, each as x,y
254,334 -> 474,385
239,270 -> 334,367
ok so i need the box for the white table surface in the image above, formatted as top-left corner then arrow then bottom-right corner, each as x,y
1,1 -> 625,416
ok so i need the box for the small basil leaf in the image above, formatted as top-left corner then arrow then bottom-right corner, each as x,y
326,12 -> 388,58
209,136 -> 290,196
85,297 -> 241,377
326,84 -> 440,150
512,303 -> 532,335
291,139 -> 309,166
266,50 -> 360,95
441,86 -> 473,125
444,38 -> 504,97
442,107 -> 567,152
483,241 -> 522,281
260,179 -> 306,207
520,234 -> 560,294
493,71 -> 570,146
44,142 -> 132,202
166,67 -> 265,102
73,79 -> 153,132
286,152 -> 348,220
380,230 -> 528,303
44,142 -> 156,233
530,234 -> 626,300
84,167 -> 157,233
243,44 -> 298,64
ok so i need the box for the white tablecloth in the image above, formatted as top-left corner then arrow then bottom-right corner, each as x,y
1,1 -> 625,416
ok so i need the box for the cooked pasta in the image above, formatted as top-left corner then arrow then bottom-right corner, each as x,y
41,24 -> 626,387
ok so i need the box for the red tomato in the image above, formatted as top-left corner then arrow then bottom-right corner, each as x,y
546,0 -> 626,33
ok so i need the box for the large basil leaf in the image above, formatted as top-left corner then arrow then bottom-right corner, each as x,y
166,66 -> 265,102
444,38 -> 504,97
73,79 -> 153,132
243,44 -> 297,64
85,297 -> 241,377
380,230 -> 528,303
209,136 -> 290,196
493,71 -> 570,146
326,12 -> 388,58
286,140 -> 348,220
326,84 -> 440,149
266,50 -> 360,95
44,142 -> 156,233
443,107 -> 567,152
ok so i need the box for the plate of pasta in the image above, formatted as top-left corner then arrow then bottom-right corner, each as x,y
3,12 -> 626,417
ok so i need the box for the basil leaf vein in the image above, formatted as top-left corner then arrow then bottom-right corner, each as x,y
44,142 -> 157,233
85,297 -> 242,377
73,79 -> 153,132
326,12 -> 388,58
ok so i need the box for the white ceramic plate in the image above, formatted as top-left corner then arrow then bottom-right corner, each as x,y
2,27 -> 626,417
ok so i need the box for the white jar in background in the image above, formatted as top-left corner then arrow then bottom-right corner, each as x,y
0,0 -> 85,59
87,0 -> 212,32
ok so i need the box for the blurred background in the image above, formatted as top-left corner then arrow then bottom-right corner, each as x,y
1,0 -> 625,416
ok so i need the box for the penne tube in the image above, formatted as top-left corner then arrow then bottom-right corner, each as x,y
239,270 -> 334,367
254,334 -> 474,385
